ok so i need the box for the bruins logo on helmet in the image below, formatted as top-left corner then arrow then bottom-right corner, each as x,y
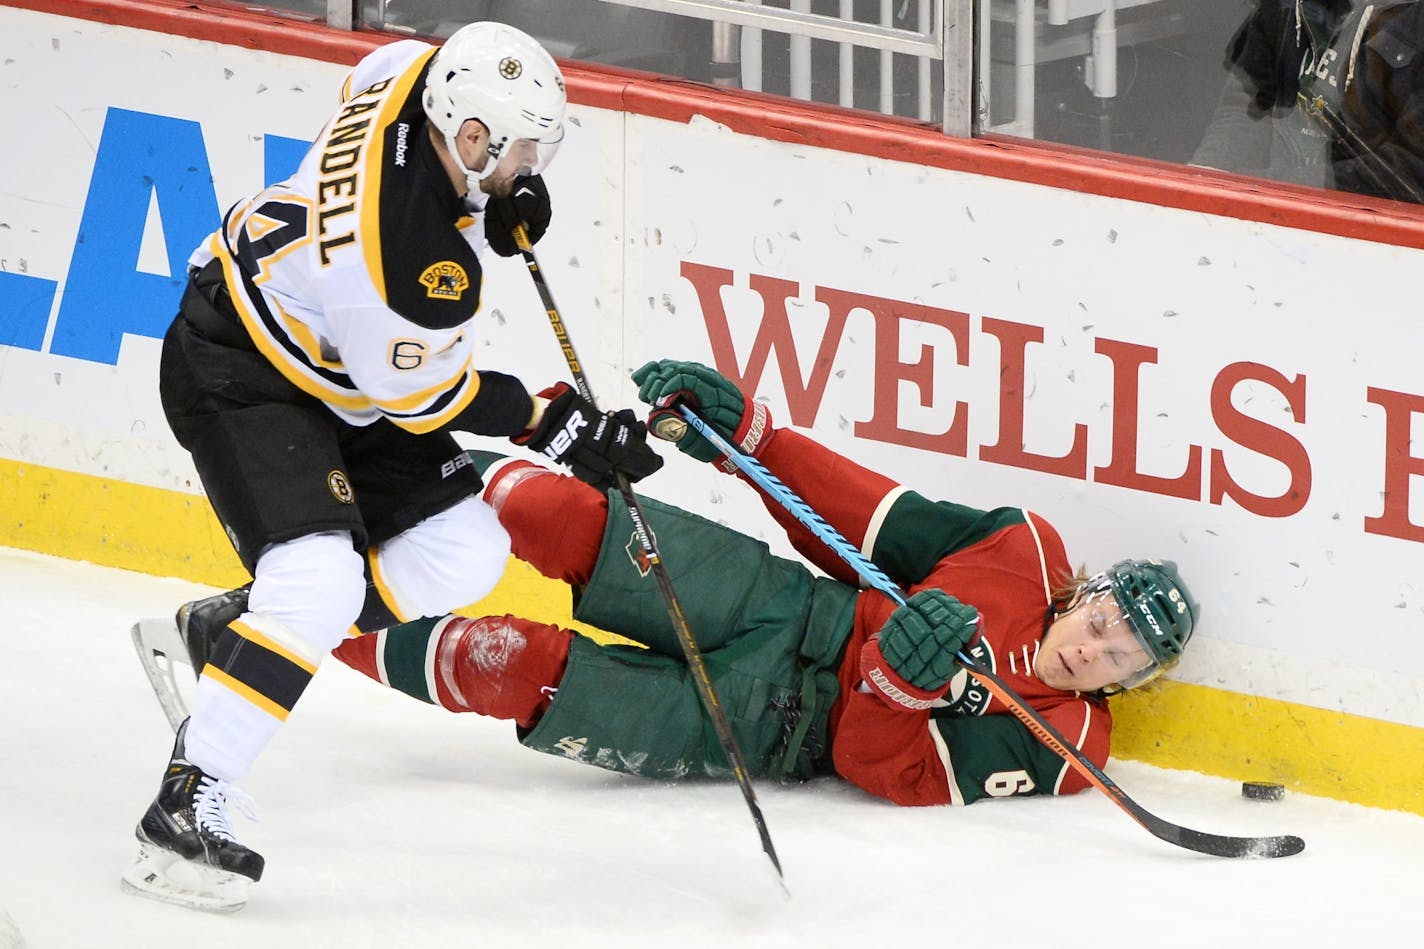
327,470 -> 354,504
419,261 -> 470,301
499,56 -> 522,79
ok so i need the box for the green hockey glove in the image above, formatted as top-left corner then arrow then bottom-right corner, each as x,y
631,359 -> 774,469
861,590 -> 980,711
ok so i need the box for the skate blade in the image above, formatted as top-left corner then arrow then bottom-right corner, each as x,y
120,841 -> 250,913
130,619 -> 195,734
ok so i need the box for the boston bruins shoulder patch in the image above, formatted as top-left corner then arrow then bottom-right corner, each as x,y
419,261 -> 470,300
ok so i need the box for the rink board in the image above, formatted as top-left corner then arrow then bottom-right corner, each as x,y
1,0 -> 1422,814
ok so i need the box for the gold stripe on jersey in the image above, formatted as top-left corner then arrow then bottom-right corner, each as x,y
209,44 -> 480,432
358,49 -> 437,305
216,217 -> 485,430
314,88 -> 388,268
373,366 -> 472,413
212,235 -> 374,413
368,351 -> 479,422
270,295 -> 345,372
222,196 -> 256,242
382,373 -> 482,434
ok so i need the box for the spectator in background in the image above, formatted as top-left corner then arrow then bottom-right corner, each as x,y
1192,1 -> 1423,203
1324,1 -> 1424,200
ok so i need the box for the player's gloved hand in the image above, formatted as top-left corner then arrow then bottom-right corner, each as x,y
485,174 -> 552,257
517,382 -> 663,491
860,590 -> 980,711
631,359 -> 774,471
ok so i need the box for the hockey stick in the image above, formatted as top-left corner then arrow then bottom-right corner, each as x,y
675,405 -> 1306,860
505,220 -> 788,890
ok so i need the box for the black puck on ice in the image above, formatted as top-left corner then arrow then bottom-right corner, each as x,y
1242,781 -> 1285,801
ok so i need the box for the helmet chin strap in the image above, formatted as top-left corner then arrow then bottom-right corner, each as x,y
443,132 -> 495,196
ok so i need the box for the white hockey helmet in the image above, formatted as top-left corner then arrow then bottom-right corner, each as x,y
422,21 -> 567,191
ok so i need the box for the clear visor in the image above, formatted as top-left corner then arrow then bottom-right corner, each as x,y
489,129 -> 563,179
1079,587 -> 1162,692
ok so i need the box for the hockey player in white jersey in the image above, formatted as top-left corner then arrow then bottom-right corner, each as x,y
123,22 -> 661,912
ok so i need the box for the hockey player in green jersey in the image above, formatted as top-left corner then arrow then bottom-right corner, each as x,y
331,359 -> 1198,806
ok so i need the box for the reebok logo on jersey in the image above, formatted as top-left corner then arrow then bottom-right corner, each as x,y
419,261 -> 469,300
394,122 -> 410,167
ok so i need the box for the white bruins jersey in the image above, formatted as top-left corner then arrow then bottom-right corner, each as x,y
191,40 -> 504,433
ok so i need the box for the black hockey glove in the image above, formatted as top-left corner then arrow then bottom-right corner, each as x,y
485,175 -> 552,257
519,383 -> 664,491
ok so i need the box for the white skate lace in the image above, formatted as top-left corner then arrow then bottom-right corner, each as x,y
192,776 -> 259,843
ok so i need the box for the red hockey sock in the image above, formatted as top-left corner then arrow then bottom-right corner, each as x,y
481,460 -> 607,586
332,615 -> 573,729
430,615 -> 573,729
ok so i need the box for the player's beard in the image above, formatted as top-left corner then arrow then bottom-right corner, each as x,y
479,169 -> 523,199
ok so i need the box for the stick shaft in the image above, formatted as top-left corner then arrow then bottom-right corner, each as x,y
680,405 -> 1304,859
509,223 -> 786,886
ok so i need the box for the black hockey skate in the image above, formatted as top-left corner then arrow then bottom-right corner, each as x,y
175,583 -> 251,673
131,584 -> 250,732
121,719 -> 264,913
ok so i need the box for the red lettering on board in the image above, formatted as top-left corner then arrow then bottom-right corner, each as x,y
1093,337 -> 1202,500
1364,386 -> 1424,541
978,317 -> 1087,478
677,262 -> 1415,543
1209,363 -> 1310,518
679,262 -> 847,427
814,286 -> 969,456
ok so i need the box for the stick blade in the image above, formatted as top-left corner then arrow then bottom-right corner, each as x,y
1152,819 -> 1306,859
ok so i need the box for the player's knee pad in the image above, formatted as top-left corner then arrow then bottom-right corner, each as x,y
435,615 -> 571,725
249,530 -> 366,655
373,495 -> 511,619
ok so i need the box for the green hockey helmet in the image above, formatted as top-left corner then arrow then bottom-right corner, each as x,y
1102,559 -> 1197,690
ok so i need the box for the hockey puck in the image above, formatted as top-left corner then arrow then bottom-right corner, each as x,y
1241,781 -> 1285,801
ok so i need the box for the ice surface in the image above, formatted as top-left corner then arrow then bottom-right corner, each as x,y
2,547 -> 1421,948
